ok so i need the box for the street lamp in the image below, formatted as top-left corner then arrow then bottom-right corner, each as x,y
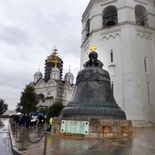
20,106 -> 23,113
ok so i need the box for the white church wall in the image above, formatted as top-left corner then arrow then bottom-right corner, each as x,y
119,26 -> 144,120
80,42 -> 90,68
35,86 -> 46,97
90,4 -> 103,31
100,30 -> 124,110
153,32 -> 155,67
63,83 -> 74,104
47,79 -> 57,87
35,79 -> 46,89
136,30 -> 155,121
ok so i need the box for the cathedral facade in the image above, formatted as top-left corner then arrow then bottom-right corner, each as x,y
32,49 -> 74,108
80,0 -> 155,123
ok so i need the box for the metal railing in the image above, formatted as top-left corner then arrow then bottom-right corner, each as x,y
10,119 -> 48,155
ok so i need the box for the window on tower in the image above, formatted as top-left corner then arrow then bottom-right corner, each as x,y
147,82 -> 151,104
144,57 -> 148,72
85,19 -> 90,38
110,50 -> 114,63
103,6 -> 118,28
135,5 -> 148,27
111,81 -> 114,95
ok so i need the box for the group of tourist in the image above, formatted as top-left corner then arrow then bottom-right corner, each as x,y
11,113 -> 45,128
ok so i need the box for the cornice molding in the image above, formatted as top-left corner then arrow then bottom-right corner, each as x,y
100,0 -> 117,6
100,28 -> 121,40
100,28 -> 121,36
134,0 -> 148,5
136,32 -> 152,40
134,0 -> 155,5
136,28 -> 152,35
82,12 -> 90,23
118,6 -> 134,11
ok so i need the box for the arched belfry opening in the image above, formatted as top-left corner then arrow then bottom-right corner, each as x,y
135,5 -> 148,26
85,19 -> 90,38
103,6 -> 118,28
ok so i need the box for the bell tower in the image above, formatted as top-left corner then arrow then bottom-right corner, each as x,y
80,0 -> 155,123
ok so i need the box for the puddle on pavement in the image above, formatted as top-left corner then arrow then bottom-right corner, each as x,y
0,118 -> 13,155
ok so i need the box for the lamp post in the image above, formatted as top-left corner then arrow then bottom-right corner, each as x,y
20,106 -> 23,113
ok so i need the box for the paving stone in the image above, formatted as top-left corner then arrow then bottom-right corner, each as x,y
9,123 -> 155,155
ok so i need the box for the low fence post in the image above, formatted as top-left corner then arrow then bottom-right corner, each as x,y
13,123 -> 15,135
43,131 -> 48,155
18,127 -> 27,151
15,124 -> 18,140
16,126 -> 22,143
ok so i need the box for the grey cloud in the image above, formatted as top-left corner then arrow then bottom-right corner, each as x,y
0,69 -> 31,89
53,12 -> 72,25
0,24 -> 29,45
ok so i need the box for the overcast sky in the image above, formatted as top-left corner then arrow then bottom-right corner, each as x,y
0,0 -> 90,110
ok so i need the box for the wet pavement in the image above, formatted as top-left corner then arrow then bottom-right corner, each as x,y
2,118 -> 155,155
0,118 -> 13,155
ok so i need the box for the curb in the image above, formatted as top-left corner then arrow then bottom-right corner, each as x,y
9,123 -> 22,155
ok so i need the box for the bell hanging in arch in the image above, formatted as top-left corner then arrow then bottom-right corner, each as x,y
60,46 -> 126,120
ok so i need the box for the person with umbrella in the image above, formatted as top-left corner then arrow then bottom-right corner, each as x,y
38,113 -> 45,127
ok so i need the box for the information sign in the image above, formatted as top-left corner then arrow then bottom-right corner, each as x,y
61,120 -> 89,134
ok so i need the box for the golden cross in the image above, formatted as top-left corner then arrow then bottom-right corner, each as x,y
53,59 -> 59,67
90,45 -> 97,51
47,49 -> 61,67
48,59 -> 60,67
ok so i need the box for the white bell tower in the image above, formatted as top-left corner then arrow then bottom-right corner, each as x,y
80,0 -> 155,123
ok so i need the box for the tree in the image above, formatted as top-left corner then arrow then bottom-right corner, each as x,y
38,107 -> 48,116
47,102 -> 64,121
17,85 -> 38,114
0,99 -> 8,115
16,103 -> 20,112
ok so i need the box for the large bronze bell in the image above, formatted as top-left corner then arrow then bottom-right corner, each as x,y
60,49 -> 126,120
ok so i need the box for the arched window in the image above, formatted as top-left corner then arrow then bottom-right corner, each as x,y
110,50 -> 113,63
111,81 -> 114,95
135,5 -> 148,26
103,6 -> 118,28
147,82 -> 150,104
144,57 -> 148,72
85,19 -> 90,37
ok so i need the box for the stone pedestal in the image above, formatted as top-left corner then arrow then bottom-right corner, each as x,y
52,117 -> 132,139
